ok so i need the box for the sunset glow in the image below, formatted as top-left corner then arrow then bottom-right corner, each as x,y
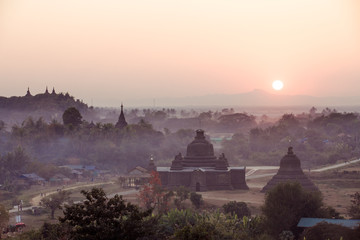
0,0 -> 359,106
272,80 -> 284,91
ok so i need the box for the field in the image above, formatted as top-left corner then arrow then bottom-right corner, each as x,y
3,162 -> 360,235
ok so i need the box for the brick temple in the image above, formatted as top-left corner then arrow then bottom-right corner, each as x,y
157,129 -> 248,191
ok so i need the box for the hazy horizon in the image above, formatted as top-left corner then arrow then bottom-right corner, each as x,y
1,0 -> 360,107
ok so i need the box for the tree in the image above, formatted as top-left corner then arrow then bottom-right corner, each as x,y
190,192 -> 203,209
60,188 -> 157,240
0,204 -> 9,238
261,182 -> 324,237
174,186 -> 190,209
278,113 -> 299,128
349,192 -> 360,219
138,171 -> 171,213
223,201 -> 251,218
62,107 -> 82,127
41,190 -> 70,219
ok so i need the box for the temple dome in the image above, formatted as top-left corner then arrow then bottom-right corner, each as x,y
182,129 -> 216,167
186,129 -> 215,157
278,147 -> 301,173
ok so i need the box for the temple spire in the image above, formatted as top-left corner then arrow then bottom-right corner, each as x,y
25,87 -> 32,97
51,87 -> 56,95
115,103 -> 128,129
45,86 -> 49,95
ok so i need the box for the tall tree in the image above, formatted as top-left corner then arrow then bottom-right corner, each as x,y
62,107 -> 82,127
60,188 -> 156,240
0,204 -> 9,238
262,182 -> 324,237
41,190 -> 70,219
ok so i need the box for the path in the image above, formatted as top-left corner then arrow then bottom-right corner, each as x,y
311,158 -> 360,172
9,182 -> 140,214
9,181 -> 115,213
245,158 -> 360,179
30,181 -> 115,206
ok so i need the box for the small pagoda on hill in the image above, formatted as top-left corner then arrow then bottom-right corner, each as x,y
261,147 -> 319,193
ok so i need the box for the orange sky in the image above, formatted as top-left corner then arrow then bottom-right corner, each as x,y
0,0 -> 359,106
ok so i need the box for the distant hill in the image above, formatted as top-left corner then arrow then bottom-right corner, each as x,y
0,88 -> 88,111
132,89 -> 360,107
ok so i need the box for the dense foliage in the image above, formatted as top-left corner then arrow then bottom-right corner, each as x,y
59,188 -> 157,240
1,107 -> 359,174
262,182 -> 332,237
222,110 -> 360,167
223,201 -> 251,218
349,192 -> 360,219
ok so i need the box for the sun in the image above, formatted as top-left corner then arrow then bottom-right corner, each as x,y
272,80 -> 284,91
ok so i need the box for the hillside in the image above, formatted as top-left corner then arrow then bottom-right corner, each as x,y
0,88 -> 88,111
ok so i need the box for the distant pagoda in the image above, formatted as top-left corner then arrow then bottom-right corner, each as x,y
44,86 -> 50,95
25,87 -> 32,97
261,147 -> 319,193
115,104 -> 128,129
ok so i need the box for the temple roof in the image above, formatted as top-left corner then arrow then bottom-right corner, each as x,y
186,129 -> 215,157
169,129 -> 231,169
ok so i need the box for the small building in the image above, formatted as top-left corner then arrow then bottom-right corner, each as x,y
297,218 -> 360,229
49,174 -> 71,186
261,147 -> 318,193
20,173 -> 46,185
157,129 -> 248,191
120,166 -> 151,188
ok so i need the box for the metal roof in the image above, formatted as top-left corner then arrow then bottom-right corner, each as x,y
297,218 -> 360,229
156,166 -> 245,172
21,173 -> 45,181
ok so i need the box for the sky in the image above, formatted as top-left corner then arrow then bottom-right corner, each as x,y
0,0 -> 359,107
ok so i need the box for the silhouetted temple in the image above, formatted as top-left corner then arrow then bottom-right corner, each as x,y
25,87 -> 32,97
261,147 -> 318,192
0,87 -> 88,111
157,129 -> 248,191
115,104 -> 128,129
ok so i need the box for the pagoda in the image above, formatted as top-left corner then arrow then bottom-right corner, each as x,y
25,87 -> 32,97
157,129 -> 248,191
115,104 -> 128,129
261,147 -> 319,193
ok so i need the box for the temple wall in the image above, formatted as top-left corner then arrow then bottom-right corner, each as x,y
230,169 -> 249,189
159,170 -> 248,191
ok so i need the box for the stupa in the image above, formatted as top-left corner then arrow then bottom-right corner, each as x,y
261,147 -> 318,192
157,129 -> 248,191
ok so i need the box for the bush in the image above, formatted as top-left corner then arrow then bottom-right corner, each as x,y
223,201 -> 251,218
190,192 -> 203,209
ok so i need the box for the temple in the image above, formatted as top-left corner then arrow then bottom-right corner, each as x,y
261,147 -> 318,192
25,87 -> 32,97
115,104 -> 128,129
157,129 -> 248,191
